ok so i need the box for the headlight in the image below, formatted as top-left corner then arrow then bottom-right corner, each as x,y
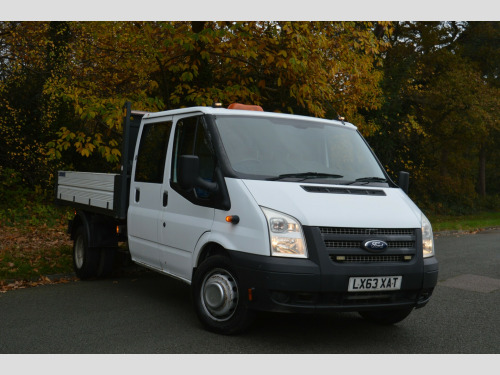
261,207 -> 308,258
422,213 -> 435,258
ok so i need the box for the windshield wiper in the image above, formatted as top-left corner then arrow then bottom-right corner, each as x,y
346,177 -> 388,185
267,172 -> 344,181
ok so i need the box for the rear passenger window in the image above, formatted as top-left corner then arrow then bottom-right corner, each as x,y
134,121 -> 172,183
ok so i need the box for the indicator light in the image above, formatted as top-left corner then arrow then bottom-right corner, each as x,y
225,215 -> 240,224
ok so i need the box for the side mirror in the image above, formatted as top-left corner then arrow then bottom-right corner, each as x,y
398,171 -> 409,194
178,155 -> 218,193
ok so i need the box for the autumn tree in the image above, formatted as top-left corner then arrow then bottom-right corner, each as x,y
16,21 -> 387,170
367,21 -> 499,213
3,21 -> 498,215
457,22 -> 500,197
0,22 -> 73,192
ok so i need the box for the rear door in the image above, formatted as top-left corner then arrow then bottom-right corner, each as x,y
128,117 -> 173,269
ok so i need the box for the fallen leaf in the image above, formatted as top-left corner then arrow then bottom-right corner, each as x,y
41,276 -> 51,283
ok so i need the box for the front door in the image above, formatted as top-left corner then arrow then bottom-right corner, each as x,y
159,114 -> 216,281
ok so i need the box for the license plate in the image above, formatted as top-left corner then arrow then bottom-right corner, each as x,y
348,276 -> 402,292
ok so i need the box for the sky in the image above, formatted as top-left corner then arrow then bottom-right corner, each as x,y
2,0 -> 498,21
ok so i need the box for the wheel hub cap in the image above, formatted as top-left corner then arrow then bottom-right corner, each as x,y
202,273 -> 237,319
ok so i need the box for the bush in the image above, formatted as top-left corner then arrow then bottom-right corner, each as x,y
0,167 -> 71,227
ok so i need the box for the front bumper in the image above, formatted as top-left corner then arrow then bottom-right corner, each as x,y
230,226 -> 439,313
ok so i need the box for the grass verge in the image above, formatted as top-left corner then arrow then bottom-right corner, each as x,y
429,211 -> 500,232
0,203 -> 75,292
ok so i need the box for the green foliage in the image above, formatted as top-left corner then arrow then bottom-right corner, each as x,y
366,21 -> 500,214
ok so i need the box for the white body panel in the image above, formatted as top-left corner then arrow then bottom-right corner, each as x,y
192,178 -> 271,268
241,180 -> 422,229
127,182 -> 162,269
159,188 -> 214,281
57,171 -> 117,210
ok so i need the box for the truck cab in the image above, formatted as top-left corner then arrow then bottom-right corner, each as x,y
57,103 -> 438,334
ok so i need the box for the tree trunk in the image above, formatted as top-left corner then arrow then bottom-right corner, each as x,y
478,145 -> 486,197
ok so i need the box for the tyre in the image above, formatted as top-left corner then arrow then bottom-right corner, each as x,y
97,247 -> 116,278
73,226 -> 100,280
192,255 -> 255,335
359,307 -> 413,325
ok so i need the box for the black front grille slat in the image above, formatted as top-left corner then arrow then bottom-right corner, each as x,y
388,241 -> 414,248
320,227 -> 414,236
330,254 -> 412,263
324,240 -> 415,249
326,241 -> 360,248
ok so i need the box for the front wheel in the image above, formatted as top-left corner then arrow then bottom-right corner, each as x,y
359,307 -> 413,325
192,255 -> 255,335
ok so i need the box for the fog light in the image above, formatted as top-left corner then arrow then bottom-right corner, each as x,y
271,291 -> 290,304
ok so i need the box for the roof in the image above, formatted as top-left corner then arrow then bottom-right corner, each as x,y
141,106 -> 357,130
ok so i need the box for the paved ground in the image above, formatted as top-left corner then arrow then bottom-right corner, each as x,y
0,229 -> 499,354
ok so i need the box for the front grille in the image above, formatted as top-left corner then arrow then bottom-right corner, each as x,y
320,227 -> 414,236
270,290 -> 422,308
323,290 -> 419,306
330,254 -> 412,263
319,227 -> 418,264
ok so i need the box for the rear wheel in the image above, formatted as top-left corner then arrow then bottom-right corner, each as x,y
73,226 -> 99,279
192,255 -> 255,335
97,247 -> 116,278
359,307 -> 413,325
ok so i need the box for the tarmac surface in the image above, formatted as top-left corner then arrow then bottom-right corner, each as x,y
0,229 -> 499,354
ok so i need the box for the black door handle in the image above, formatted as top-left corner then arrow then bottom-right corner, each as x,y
163,191 -> 168,207
135,189 -> 140,202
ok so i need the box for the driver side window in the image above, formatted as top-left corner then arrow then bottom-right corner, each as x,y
171,116 -> 216,199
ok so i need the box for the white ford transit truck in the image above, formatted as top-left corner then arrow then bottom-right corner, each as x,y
56,102 -> 438,334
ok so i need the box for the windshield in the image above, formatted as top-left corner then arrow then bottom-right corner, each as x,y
215,115 -> 387,184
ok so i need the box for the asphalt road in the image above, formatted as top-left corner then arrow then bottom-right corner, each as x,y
0,229 -> 499,354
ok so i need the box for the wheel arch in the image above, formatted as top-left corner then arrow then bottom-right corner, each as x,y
71,211 -> 90,242
71,210 -> 118,248
194,242 -> 230,275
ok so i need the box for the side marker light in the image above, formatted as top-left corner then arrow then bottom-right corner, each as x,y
225,215 -> 240,224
